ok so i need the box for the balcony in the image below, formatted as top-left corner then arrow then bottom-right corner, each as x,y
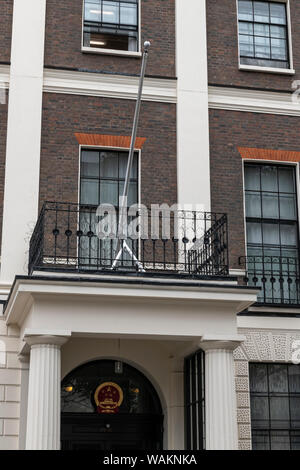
239,256 -> 300,306
29,202 -> 229,278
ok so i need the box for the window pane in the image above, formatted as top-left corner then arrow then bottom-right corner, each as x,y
119,153 -> 138,178
279,195 -> 297,220
291,432 -> 300,450
270,3 -> 286,25
81,151 -> 99,177
239,22 -> 254,34
254,1 -> 270,23
119,181 -> 137,206
262,193 -> 279,218
270,430 -> 290,450
271,38 -> 287,60
252,430 -> 270,450
270,25 -> 286,39
270,397 -> 290,424
247,223 -> 262,244
238,1 -> 254,21
81,179 -> 99,205
100,152 -> 118,177
290,397 -> 300,424
120,2 -> 137,26
251,396 -> 269,424
103,1 -> 119,23
254,23 -> 270,37
263,223 -> 280,245
239,34 -> 254,56
246,193 -> 261,217
280,224 -> 297,246
245,165 -> 260,190
250,364 -> 268,392
269,364 -> 288,392
255,35 -> 270,58
85,1 -> 101,22
289,365 -> 300,393
279,168 -> 295,193
100,181 -> 118,205
261,166 -> 278,191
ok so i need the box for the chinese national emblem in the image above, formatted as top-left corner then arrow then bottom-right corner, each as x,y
94,382 -> 124,414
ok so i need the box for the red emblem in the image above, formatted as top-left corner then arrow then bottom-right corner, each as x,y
94,382 -> 124,414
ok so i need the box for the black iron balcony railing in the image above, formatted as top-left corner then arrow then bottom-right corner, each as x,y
239,255 -> 300,306
29,202 -> 229,278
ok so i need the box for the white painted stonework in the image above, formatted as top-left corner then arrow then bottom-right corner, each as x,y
202,337 -> 241,450
175,0 -> 211,210
0,318 -> 21,450
0,0 -> 46,283
25,336 -> 68,450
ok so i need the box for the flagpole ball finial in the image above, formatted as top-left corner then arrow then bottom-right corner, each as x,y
144,41 -> 151,51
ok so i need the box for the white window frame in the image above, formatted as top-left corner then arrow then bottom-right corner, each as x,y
81,0 -> 142,57
236,0 -> 295,75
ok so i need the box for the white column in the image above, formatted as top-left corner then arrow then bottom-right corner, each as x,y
201,336 -> 244,450
176,0 -> 210,211
0,0 -> 47,282
18,354 -> 30,450
25,336 -> 68,450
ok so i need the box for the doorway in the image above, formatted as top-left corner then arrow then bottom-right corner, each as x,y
61,359 -> 163,450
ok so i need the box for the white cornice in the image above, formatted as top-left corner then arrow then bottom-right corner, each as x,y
43,68 -> 177,103
2,64 -> 300,114
208,85 -> 300,116
0,64 -> 177,103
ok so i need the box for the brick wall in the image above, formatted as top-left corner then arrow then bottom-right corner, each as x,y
44,0 -> 175,78
209,109 -> 300,269
39,93 -> 177,208
0,0 -> 13,63
0,318 -> 21,450
207,0 -> 300,91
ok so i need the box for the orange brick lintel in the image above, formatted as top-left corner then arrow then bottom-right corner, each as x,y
75,133 -> 147,149
238,147 -> 300,163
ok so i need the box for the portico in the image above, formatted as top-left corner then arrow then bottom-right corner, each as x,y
4,274 -> 257,450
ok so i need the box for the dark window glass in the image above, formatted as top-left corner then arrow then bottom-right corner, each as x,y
238,1 -> 289,69
184,350 -> 205,450
83,0 -> 139,52
61,360 -> 162,415
244,163 -> 300,305
250,363 -> 300,450
79,149 -> 138,268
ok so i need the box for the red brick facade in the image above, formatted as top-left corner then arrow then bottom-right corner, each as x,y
44,0 -> 175,78
39,93 -> 177,209
0,0 -> 13,63
207,0 -> 300,91
209,108 -> 300,269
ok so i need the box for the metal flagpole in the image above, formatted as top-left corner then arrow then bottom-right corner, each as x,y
111,41 -> 151,271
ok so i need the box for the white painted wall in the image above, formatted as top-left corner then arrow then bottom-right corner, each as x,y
176,0 -> 211,210
0,0 -> 47,283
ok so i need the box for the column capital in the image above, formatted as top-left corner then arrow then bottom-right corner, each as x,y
200,334 -> 245,352
24,335 -> 69,348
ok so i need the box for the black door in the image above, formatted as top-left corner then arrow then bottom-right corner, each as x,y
61,413 -> 163,450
